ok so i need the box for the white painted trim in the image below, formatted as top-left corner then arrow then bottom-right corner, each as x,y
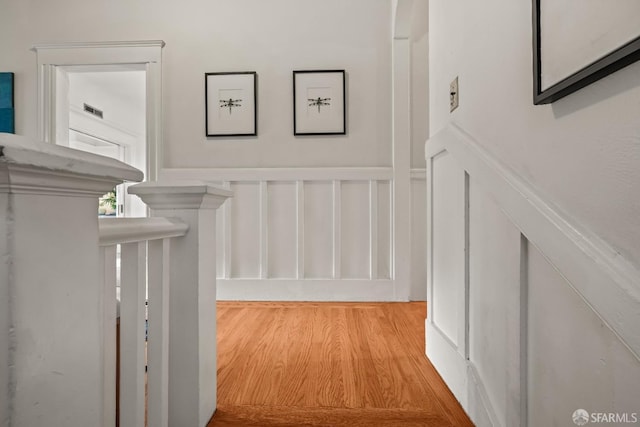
147,238 -> 170,427
259,181 -> 268,279
128,181 -> 232,210
410,168 -> 426,180
467,363 -> 500,427
426,320 -> 502,427
425,148 -> 444,328
0,133 -> 142,183
426,124 -> 640,359
119,241 -> 147,426
369,180 -> 379,280
159,167 -> 393,182
98,217 -> 188,246
32,40 -> 165,50
217,279 -> 397,302
223,184 -> 232,279
393,0 -> 415,39
392,37 -> 412,301
425,320 -> 468,404
33,40 -> 164,181
332,180 -> 342,279
296,181 -> 305,279
99,245 -> 117,427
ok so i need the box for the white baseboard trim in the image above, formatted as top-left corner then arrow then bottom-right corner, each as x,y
425,319 -> 498,427
217,279 -> 398,301
467,363 -> 500,427
425,320 -> 468,406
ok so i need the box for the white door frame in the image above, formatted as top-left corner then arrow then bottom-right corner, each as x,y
32,40 -> 165,181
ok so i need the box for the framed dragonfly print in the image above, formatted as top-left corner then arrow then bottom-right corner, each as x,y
205,71 -> 257,136
533,0 -> 640,104
293,70 -> 345,135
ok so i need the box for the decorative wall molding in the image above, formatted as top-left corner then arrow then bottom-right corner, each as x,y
217,279 -> 395,302
32,40 -> 164,180
410,168 -> 426,180
425,123 -> 640,427
427,124 -> 640,359
160,167 -> 410,301
160,167 -> 393,182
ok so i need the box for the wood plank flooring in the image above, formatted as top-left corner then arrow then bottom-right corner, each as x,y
208,302 -> 473,426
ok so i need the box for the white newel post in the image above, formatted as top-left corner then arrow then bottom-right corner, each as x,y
129,182 -> 232,427
0,133 -> 142,426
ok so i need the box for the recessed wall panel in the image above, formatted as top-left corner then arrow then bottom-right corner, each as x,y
527,246 -> 640,426
411,177 -> 427,300
303,181 -> 333,278
216,198 -> 225,277
377,180 -> 392,279
431,151 -> 465,346
341,181 -> 370,279
267,181 -> 297,278
230,182 -> 260,278
468,185 -> 521,427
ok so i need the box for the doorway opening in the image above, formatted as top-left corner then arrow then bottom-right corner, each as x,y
33,40 -> 165,188
61,66 -> 147,217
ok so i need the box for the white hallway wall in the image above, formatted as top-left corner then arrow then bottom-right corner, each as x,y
0,0 -> 392,169
0,0 -> 428,300
427,0 -> 640,426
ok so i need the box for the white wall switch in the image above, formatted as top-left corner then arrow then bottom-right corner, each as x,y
450,77 -> 459,112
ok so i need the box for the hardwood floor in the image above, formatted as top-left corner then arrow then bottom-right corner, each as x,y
208,302 -> 473,426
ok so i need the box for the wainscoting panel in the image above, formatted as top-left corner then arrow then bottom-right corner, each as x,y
267,181 -> 298,279
377,180 -> 392,280
340,181 -> 371,279
160,168 -> 407,301
425,125 -> 640,427
410,171 -> 427,301
303,181 -> 334,279
527,245 -> 640,427
430,150 -> 466,349
468,184 -> 522,427
229,182 -> 261,278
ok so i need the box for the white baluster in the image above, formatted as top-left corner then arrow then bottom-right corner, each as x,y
119,242 -> 147,427
130,182 -> 231,426
100,245 -> 118,427
147,238 -> 170,427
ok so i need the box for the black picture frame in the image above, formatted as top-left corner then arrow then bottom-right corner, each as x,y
293,70 -> 346,136
205,71 -> 257,137
533,0 -> 640,104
